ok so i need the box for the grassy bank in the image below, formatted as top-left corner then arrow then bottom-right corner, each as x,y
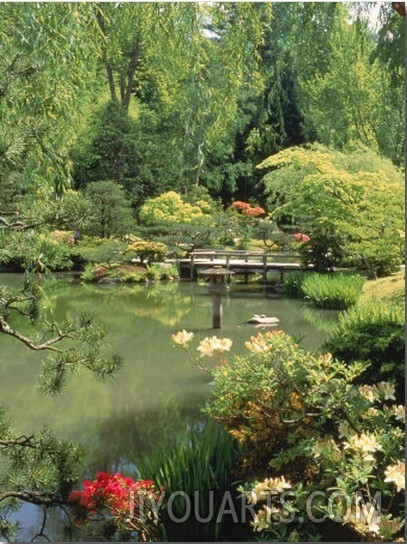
359,269 -> 404,303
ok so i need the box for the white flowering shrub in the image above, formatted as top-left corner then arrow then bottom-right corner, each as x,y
173,329 -> 405,541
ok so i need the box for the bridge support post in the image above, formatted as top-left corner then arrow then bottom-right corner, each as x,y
190,253 -> 195,280
200,267 -> 234,329
212,291 -> 222,329
262,254 -> 268,284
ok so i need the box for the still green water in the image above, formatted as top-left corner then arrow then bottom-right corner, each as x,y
0,273 -> 338,539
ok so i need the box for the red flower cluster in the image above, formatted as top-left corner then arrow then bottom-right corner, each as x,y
293,232 -> 311,243
68,471 -> 159,525
231,201 -> 266,217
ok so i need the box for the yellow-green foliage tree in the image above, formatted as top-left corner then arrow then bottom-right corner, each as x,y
126,239 -> 167,264
138,191 -> 205,227
258,144 -> 405,277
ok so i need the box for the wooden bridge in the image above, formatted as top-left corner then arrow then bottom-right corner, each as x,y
177,249 -> 302,283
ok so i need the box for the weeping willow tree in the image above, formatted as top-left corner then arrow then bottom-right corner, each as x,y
0,5 -> 123,540
76,2 -> 271,197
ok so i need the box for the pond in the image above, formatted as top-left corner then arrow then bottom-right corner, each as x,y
0,273 -> 339,540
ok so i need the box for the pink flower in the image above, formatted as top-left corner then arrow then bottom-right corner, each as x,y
293,233 -> 310,243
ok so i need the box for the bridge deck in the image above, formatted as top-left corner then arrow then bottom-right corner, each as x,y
177,250 -> 302,282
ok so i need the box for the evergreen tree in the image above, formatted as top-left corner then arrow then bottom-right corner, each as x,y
83,181 -> 136,238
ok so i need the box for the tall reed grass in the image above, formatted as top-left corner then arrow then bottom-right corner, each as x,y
282,271 -> 307,298
332,299 -> 404,330
301,272 -> 365,309
284,272 -> 365,310
136,421 -> 244,542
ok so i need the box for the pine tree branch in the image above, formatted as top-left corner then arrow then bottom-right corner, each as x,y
0,316 -> 72,352
0,293 -> 35,309
0,490 -> 64,507
31,508 -> 52,542
0,215 -> 40,231
0,435 -> 35,448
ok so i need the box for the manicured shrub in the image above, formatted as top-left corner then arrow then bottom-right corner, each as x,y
322,300 -> 405,401
76,237 -> 128,268
252,220 -> 288,251
114,267 -> 147,283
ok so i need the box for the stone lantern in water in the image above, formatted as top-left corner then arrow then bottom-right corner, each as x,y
200,266 -> 234,329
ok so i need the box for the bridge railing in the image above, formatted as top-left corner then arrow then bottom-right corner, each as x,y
190,249 -> 266,261
190,250 -> 267,274
179,249 -> 301,280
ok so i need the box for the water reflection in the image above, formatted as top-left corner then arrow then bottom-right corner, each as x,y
0,276 -> 337,438
86,397 -> 205,475
134,282 -> 193,326
300,304 -> 340,334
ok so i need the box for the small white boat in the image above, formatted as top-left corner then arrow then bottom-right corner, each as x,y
247,314 -> 280,325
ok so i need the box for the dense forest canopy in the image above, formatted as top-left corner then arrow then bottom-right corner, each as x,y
0,2 -> 404,210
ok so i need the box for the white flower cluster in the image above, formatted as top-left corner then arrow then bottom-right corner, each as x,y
359,382 -> 396,402
384,460 -> 405,493
196,336 -> 233,358
238,476 -> 292,532
244,332 -> 274,354
343,432 -> 383,463
171,329 -> 194,347
172,330 -> 232,357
